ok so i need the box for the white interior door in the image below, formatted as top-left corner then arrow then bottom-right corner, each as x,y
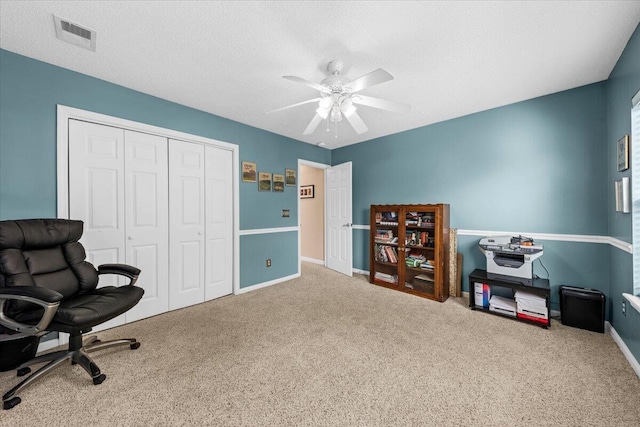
169,139 -> 206,310
205,145 -> 233,300
124,130 -> 169,322
326,161 -> 353,276
69,120 -> 126,331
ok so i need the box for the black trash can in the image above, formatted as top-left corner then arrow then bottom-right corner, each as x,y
559,285 -> 605,333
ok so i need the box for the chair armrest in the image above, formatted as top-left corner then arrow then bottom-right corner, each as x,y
98,263 -> 141,286
0,287 -> 64,304
0,287 -> 61,335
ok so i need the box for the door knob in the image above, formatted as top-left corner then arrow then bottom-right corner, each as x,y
342,223 -> 352,227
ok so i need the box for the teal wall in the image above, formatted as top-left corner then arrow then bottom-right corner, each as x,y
0,49 -> 330,288
606,24 -> 640,362
2,20 -> 640,364
333,82 -> 609,312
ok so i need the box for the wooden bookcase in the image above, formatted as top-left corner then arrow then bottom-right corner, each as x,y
369,204 -> 450,302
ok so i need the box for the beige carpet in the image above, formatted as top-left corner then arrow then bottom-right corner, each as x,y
1,262 -> 639,426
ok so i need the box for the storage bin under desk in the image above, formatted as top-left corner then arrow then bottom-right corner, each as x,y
469,269 -> 551,328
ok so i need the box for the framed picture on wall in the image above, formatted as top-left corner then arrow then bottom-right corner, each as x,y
300,185 -> 314,199
273,174 -> 285,192
617,135 -> 629,172
242,161 -> 257,182
285,169 -> 296,186
258,172 -> 272,191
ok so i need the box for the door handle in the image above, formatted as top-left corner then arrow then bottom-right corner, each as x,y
342,223 -> 352,227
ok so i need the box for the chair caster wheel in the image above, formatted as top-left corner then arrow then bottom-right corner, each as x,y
17,367 -> 31,377
93,374 -> 106,385
130,342 -> 140,350
3,397 -> 21,410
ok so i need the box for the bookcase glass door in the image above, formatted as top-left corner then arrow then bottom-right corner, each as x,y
403,208 -> 438,299
372,207 -> 400,287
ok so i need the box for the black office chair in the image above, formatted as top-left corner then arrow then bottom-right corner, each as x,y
0,219 -> 144,410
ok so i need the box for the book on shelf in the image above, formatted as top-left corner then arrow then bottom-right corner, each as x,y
375,272 -> 397,284
384,246 -> 395,263
414,274 -> 434,282
374,229 -> 394,243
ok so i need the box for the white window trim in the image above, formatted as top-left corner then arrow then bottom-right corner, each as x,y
631,89 -> 640,312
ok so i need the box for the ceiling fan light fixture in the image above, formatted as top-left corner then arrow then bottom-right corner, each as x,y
340,97 -> 356,116
275,60 -> 409,138
316,107 -> 329,120
329,109 -> 343,123
319,98 -> 332,110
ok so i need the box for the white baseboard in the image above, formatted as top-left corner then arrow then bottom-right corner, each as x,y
353,268 -> 369,275
301,257 -> 324,265
37,337 -> 61,353
609,322 -> 640,378
236,273 -> 301,295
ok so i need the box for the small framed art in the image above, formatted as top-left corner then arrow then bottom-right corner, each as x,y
285,169 -> 296,186
300,185 -> 314,199
273,174 -> 285,192
258,172 -> 272,191
617,135 -> 629,172
242,161 -> 257,182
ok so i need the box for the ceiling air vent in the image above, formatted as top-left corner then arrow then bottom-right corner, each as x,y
53,15 -> 96,51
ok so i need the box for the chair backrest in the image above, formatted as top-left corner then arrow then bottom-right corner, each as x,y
0,219 -> 99,317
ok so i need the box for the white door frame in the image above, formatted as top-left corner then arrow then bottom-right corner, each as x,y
56,105 -> 240,294
297,159 -> 330,274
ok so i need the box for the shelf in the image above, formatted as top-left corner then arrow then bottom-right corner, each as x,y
375,261 -> 398,267
406,245 -> 433,250
469,269 -> 550,329
471,306 -> 549,328
375,241 -> 398,246
406,266 -> 435,273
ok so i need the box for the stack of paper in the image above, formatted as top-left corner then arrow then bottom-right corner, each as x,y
515,291 -> 548,324
489,295 -> 517,317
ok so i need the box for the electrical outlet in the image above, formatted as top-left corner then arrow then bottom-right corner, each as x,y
266,259 -> 271,267
622,300 -> 627,316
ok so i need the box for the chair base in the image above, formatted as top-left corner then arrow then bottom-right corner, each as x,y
2,333 -> 140,410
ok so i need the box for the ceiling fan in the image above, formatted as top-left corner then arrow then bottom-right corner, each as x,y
267,60 -> 410,136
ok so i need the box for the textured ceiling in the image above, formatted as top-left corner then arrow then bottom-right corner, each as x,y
1,1 -> 639,149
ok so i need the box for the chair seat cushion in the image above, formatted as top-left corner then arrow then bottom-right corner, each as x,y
47,286 -> 144,333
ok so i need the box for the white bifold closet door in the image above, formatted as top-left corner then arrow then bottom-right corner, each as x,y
204,145 -> 233,300
169,140 -> 206,310
68,120 -> 169,329
122,130 -> 169,322
168,140 -> 233,309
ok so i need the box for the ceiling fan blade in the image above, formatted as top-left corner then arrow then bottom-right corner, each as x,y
345,68 -> 393,93
303,113 -> 324,135
283,75 -> 326,92
352,94 -> 411,114
266,98 -> 321,114
344,110 -> 368,134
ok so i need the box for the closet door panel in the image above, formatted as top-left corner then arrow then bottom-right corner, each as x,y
124,130 -> 169,322
205,146 -> 233,300
68,120 -> 126,331
169,139 -> 205,310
